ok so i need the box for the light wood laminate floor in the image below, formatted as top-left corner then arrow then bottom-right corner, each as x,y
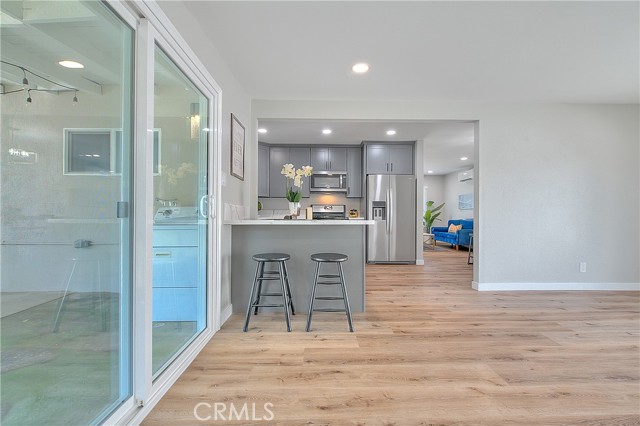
143,248 -> 640,425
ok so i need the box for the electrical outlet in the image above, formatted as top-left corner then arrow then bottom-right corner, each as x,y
580,262 -> 587,273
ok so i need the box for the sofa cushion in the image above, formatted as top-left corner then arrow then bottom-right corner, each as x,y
448,224 -> 462,233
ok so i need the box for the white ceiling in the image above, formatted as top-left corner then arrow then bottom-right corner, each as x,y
178,1 -> 639,103
167,1 -> 637,176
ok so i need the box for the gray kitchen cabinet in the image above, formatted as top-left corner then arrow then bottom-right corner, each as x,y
388,145 -> 414,174
310,147 -> 347,171
366,145 -> 390,174
346,147 -> 362,198
258,144 -> 269,197
310,148 -> 328,171
365,143 -> 414,175
269,146 -> 311,198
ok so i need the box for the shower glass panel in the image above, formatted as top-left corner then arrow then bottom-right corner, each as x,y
152,46 -> 208,376
0,1 -> 133,424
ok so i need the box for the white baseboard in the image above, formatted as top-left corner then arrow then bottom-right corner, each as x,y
416,259 -> 425,266
473,282 -> 640,291
221,304 -> 233,324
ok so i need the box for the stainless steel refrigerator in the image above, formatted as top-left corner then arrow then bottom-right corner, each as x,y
367,175 -> 416,263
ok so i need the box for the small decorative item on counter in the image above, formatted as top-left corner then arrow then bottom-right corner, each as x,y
349,209 -> 359,218
281,163 -> 313,217
258,201 -> 263,211
306,206 -> 313,220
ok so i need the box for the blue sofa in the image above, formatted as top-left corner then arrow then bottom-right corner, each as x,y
431,219 -> 473,250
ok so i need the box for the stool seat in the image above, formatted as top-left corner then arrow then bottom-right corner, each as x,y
252,253 -> 291,262
244,253 -> 294,332
310,253 -> 348,263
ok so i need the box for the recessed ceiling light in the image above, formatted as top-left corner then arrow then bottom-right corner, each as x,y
322,129 -> 332,135
386,130 -> 396,136
258,128 -> 267,134
58,60 -> 84,69
427,170 -> 434,174
352,63 -> 369,74
460,157 -> 468,161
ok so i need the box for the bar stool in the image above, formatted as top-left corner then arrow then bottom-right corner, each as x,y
306,253 -> 354,332
243,253 -> 294,332
467,234 -> 474,265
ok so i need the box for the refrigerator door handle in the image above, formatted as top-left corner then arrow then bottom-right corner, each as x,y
388,188 -> 393,235
386,189 -> 391,234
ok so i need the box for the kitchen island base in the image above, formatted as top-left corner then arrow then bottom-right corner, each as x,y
230,222 -> 368,315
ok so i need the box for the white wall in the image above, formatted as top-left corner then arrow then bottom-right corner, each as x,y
443,170 -> 474,221
158,3 -> 252,311
422,175 -> 446,228
252,100 -> 640,288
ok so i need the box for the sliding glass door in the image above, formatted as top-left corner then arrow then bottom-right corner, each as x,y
151,46 -> 209,376
0,1 -> 133,424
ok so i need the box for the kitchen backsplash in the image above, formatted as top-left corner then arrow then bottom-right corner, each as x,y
259,193 -> 362,214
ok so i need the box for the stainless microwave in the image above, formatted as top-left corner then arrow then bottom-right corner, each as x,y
310,172 -> 347,192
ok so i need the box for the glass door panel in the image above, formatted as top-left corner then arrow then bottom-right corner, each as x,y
152,46 -> 208,375
0,1 -> 133,424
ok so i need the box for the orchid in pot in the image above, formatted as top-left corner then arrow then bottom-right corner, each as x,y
281,163 -> 313,216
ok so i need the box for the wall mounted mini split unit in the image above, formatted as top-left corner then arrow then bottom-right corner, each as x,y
458,169 -> 474,182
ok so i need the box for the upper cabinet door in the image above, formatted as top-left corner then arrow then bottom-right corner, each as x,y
310,148 -> 329,170
328,147 -> 347,171
366,145 -> 389,174
289,147 -> 311,198
258,144 -> 269,197
346,147 -> 362,198
268,147 -> 289,198
388,145 -> 413,174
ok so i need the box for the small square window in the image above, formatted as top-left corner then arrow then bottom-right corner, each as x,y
64,129 -> 113,174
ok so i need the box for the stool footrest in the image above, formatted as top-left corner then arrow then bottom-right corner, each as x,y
259,292 -> 284,297
313,308 -> 346,312
315,296 -> 344,301
252,303 -> 285,308
318,281 -> 341,285
257,277 -> 280,281
319,274 -> 339,278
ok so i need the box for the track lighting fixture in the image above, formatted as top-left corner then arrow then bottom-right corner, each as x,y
73,90 -> 78,103
1,60 -> 77,94
26,90 -> 32,103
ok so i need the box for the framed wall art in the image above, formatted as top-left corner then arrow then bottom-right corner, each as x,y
230,114 -> 245,180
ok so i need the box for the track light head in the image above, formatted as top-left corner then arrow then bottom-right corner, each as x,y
73,91 -> 78,103
26,90 -> 32,103
21,68 -> 29,86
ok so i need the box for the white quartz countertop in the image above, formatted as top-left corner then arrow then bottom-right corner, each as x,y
226,219 -> 374,225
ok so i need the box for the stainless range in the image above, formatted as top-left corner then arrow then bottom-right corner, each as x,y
311,204 -> 347,220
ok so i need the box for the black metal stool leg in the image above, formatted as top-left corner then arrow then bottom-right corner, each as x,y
253,261 -> 266,315
338,262 -> 354,332
243,261 -> 262,332
282,260 -> 295,315
278,261 -> 292,332
305,262 -> 321,332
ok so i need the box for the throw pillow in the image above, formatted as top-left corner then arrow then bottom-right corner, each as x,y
448,224 -> 462,233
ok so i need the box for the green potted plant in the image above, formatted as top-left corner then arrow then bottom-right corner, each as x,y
423,200 -> 444,234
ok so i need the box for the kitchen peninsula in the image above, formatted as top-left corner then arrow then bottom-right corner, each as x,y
228,219 -> 373,314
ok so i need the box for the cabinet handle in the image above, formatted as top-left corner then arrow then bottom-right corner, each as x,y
155,251 -> 172,257
386,163 -> 389,172
391,163 -> 393,172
